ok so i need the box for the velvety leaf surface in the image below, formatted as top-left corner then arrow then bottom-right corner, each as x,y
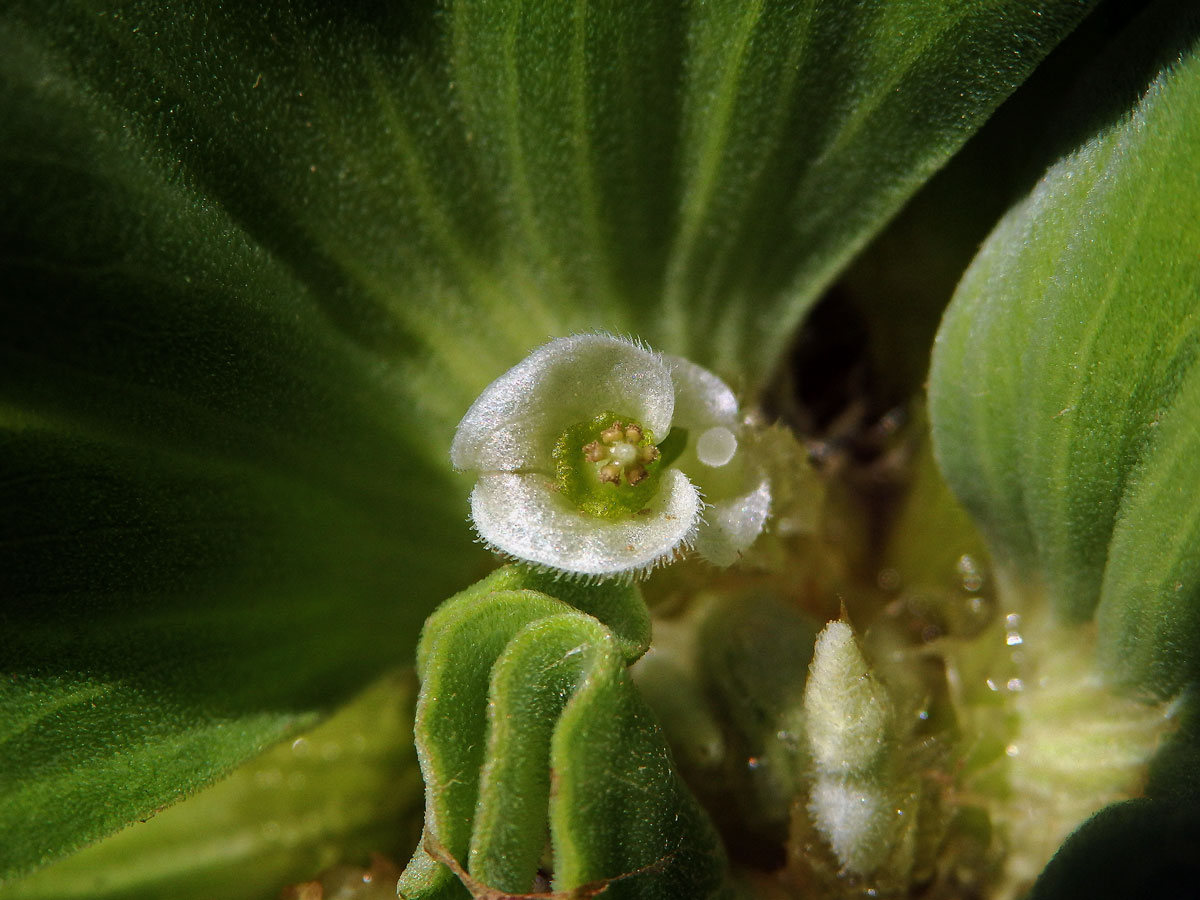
1027,799 -> 1200,900
658,0 -> 1096,380
0,5 -> 477,880
2,0 -> 1092,882
929,8 -> 1200,694
447,0 -> 1098,383
2,672 -> 421,900
398,568 -> 725,899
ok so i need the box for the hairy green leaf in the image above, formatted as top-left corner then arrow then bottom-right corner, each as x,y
443,0 -> 1097,383
2,672 -> 421,900
398,567 -> 725,899
1,0 -> 1094,880
660,0 -> 1095,380
929,8 -> 1200,693
0,7 -> 480,879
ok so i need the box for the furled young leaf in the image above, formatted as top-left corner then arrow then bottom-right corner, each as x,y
1,0 -> 1094,882
929,8 -> 1200,694
398,568 -> 725,899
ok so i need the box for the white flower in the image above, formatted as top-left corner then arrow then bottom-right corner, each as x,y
450,334 -> 771,578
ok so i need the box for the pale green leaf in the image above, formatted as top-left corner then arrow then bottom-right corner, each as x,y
929,9 -> 1200,693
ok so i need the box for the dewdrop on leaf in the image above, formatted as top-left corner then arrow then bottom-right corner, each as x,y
450,334 -> 771,578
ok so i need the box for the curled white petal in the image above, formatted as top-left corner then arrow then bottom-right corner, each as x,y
692,475 -> 772,567
665,355 -> 739,430
469,469 -> 701,577
451,334 -> 771,577
451,335 -> 675,472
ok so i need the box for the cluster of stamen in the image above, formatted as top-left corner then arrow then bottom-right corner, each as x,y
583,422 -> 660,487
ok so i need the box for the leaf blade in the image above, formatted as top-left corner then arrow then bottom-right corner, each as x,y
929,10 -> 1200,692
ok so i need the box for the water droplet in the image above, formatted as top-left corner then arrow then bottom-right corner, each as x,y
291,737 -> 311,757
957,554 -> 984,591
1006,678 -> 1024,692
697,426 -> 738,467
1005,744 -> 1020,757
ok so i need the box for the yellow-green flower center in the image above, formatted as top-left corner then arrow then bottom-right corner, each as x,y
553,412 -> 661,518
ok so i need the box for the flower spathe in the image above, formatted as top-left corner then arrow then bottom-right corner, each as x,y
451,334 -> 771,578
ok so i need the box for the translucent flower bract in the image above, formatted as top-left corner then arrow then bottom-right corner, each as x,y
451,334 -> 770,578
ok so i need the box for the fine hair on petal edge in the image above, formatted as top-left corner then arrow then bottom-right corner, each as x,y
565,329 -> 664,367
452,331 -> 764,579
467,517 -> 697,583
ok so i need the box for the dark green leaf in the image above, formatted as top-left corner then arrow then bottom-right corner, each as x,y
658,0 -> 1096,382
3,672 -> 421,900
1,0 -> 1095,879
1028,799 -> 1200,900
0,429 -> 472,880
441,0 -> 1097,383
0,5 -> 488,880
